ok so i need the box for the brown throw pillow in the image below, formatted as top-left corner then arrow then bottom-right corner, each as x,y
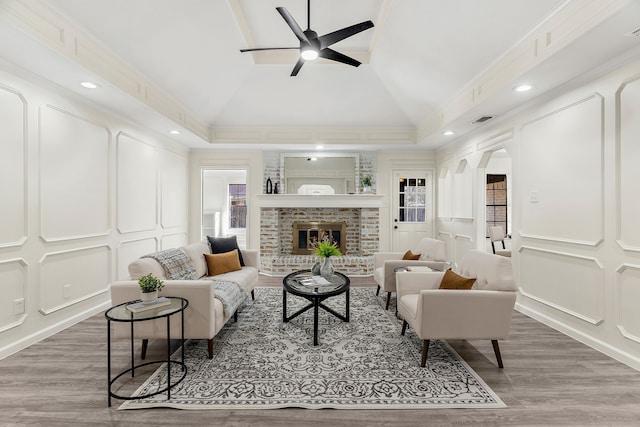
402,250 -> 421,260
439,269 -> 476,290
204,250 -> 242,276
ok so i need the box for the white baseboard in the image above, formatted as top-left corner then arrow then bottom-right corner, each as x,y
515,303 -> 640,372
0,301 -> 111,360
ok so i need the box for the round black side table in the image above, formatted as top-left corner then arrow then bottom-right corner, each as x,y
105,296 -> 188,407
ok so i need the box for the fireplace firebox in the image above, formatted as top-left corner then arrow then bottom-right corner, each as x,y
292,221 -> 347,255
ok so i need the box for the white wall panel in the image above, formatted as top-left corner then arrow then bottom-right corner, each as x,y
437,169 -> 452,218
0,259 -> 27,332
161,233 -> 188,250
617,78 -> 640,251
39,105 -> 110,241
161,150 -> 188,229
453,159 -> 473,218
117,238 -> 157,281
39,245 -> 111,315
519,247 -> 604,325
437,231 -> 453,262
0,86 -> 27,247
116,133 -> 158,233
616,265 -> 640,344
520,95 -> 604,245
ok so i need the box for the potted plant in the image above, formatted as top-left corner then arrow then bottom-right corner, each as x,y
361,175 -> 372,193
313,240 -> 342,280
138,273 -> 164,303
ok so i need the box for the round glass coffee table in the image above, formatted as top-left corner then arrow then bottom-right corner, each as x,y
282,269 -> 350,346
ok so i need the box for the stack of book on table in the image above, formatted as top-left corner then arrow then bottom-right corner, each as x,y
126,296 -> 171,313
298,276 -> 333,286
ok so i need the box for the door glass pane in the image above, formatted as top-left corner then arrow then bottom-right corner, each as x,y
398,176 -> 426,223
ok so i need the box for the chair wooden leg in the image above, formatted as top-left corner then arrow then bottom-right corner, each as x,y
141,339 -> 148,360
207,339 -> 214,359
401,320 -> 408,336
492,339 -> 504,368
491,241 -> 496,254
376,285 -> 380,296
421,340 -> 430,367
251,289 -> 255,300
385,292 -> 391,310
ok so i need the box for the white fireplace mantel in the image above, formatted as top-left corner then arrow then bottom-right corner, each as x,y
255,194 -> 384,208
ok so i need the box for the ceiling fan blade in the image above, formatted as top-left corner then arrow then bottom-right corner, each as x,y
240,47 -> 299,53
276,7 -> 309,43
318,48 -> 361,67
290,58 -> 305,76
318,21 -> 374,50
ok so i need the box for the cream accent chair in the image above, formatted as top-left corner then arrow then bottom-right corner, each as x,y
396,250 -> 517,368
488,226 -> 511,257
373,238 -> 448,310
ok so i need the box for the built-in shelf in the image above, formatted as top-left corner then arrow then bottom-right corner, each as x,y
255,194 -> 384,208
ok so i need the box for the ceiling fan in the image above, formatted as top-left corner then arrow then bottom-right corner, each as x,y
240,0 -> 374,76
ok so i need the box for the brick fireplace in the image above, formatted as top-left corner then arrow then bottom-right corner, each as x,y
257,194 -> 382,276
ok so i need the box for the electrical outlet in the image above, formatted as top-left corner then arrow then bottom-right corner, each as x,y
14,298 -> 24,315
530,191 -> 539,203
63,284 -> 71,299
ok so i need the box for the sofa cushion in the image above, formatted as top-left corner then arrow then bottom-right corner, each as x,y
180,241 -> 209,278
204,250 -> 242,276
402,250 -> 421,260
207,266 -> 259,294
208,235 -> 245,266
128,257 -> 166,280
439,269 -> 475,290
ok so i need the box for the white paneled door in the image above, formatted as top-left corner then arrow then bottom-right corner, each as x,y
391,170 -> 434,252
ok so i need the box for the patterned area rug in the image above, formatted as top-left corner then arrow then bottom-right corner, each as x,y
119,287 -> 505,410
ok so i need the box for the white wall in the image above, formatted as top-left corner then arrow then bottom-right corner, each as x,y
0,66 -> 189,359
188,150 -> 263,250
436,56 -> 640,371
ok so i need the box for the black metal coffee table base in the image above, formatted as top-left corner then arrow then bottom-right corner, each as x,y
282,270 -> 350,346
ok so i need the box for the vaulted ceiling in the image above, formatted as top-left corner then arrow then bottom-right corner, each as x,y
0,0 -> 639,151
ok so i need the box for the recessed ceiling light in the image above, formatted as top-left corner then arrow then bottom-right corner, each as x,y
169,130 -> 181,135
443,130 -> 455,136
80,81 -> 100,89
513,84 -> 534,93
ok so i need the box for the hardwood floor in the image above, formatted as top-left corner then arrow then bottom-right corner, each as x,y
2,275 -> 640,426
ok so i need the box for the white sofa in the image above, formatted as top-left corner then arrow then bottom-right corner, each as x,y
110,240 -> 259,359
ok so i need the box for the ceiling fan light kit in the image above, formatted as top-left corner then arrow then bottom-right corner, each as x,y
240,0 -> 374,76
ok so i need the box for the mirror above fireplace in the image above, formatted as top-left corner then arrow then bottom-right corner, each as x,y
281,153 -> 359,195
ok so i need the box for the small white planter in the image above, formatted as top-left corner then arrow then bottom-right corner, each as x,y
140,290 -> 158,303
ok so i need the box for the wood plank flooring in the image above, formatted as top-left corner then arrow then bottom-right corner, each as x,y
2,275 -> 640,426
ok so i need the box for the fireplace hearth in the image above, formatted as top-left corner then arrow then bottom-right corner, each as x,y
292,221 -> 347,255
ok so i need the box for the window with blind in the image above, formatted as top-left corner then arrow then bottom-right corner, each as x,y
486,174 -> 507,237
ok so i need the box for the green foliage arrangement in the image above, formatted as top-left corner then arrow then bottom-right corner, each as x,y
361,174 -> 372,188
138,273 -> 164,293
313,240 -> 342,258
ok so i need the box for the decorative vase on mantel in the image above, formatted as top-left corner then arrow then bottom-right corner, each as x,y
320,256 -> 335,281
